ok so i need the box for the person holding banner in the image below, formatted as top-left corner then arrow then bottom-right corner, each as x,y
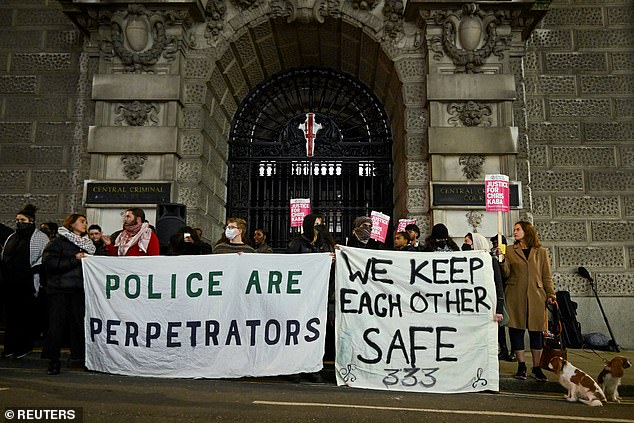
213,218 -> 256,254
422,223 -> 460,252
394,232 -> 415,251
42,213 -> 97,375
103,208 -> 160,256
404,223 -> 424,251
471,233 -> 504,322
499,221 -> 555,382
253,228 -> 273,253
346,216 -> 383,249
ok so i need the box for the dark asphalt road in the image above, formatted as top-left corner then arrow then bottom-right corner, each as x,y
1,359 -> 633,423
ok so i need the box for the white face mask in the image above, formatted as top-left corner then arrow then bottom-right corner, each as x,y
225,227 -> 239,240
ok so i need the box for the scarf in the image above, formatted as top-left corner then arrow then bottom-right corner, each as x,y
58,226 -> 96,255
115,222 -> 152,256
353,226 -> 371,244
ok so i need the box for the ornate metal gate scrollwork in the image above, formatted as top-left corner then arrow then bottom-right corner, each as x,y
227,68 -> 393,249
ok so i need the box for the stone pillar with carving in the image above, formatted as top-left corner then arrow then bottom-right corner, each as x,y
406,0 -> 548,239
59,1 -> 206,234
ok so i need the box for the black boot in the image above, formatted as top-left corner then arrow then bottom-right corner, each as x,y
47,360 -> 60,375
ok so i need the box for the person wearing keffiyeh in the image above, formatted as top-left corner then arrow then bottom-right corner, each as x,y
346,216 -> 384,249
42,213 -> 102,375
0,204 -> 49,359
104,207 -> 159,256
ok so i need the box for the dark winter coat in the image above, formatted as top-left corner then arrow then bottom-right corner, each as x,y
43,237 -> 85,292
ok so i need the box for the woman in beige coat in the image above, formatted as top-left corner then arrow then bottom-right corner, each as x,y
500,221 -> 555,381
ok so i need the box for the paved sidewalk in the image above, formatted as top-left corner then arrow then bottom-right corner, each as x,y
498,348 -> 633,396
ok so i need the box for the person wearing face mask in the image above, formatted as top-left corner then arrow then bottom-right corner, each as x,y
462,232 -> 473,251
212,218 -> 256,254
0,204 -> 49,359
103,208 -> 159,256
42,214 -> 96,375
422,223 -> 460,252
346,216 -> 384,249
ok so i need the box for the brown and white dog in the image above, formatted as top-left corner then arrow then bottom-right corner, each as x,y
548,356 -> 606,406
598,356 -> 631,403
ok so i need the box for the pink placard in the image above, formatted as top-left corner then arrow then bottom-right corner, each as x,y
396,218 -> 417,233
290,198 -> 311,227
370,211 -> 390,243
485,174 -> 510,212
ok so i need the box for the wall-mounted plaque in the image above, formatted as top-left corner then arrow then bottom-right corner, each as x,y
84,181 -> 172,206
431,182 -> 522,209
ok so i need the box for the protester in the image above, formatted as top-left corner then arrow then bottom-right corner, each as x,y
88,224 -> 108,256
40,222 -> 59,241
0,205 -> 49,359
491,234 -> 514,362
253,228 -> 273,253
103,208 -> 160,256
169,226 -> 212,255
404,223 -> 424,251
213,218 -> 255,254
422,223 -> 460,252
42,214 -> 97,375
471,233 -> 504,322
462,232 -> 473,251
499,221 -> 555,381
394,231 -> 415,251
346,216 -> 382,249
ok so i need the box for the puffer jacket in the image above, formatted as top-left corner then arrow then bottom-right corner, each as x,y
42,236 -> 85,292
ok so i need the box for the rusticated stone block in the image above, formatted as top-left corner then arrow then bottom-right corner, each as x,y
548,98 -> 610,117
542,7 -> 603,26
625,196 -> 634,217
530,145 -> 547,166
407,187 -> 428,212
558,246 -> 624,268
15,8 -> 70,26
551,147 -> 615,167
40,75 -> 79,95
406,109 -> 425,132
5,97 -> 69,119
577,29 -> 634,49
0,194 -> 58,215
615,98 -> 634,118
179,132 -> 203,156
591,222 -> 634,242
176,160 -> 203,183
407,161 -> 428,183
183,81 -> 206,105
12,53 -> 74,72
0,75 -> 37,94
0,145 -> 63,165
553,273 -> 592,296
0,31 -> 41,49
181,107 -> 204,129
588,171 -> 634,191
580,75 -> 634,94
184,57 -> 212,80
0,122 -> 33,143
532,195 -> 551,218
585,122 -> 634,141
32,170 -> 72,190
545,53 -> 606,72
529,122 -> 580,142
0,170 -> 28,190
395,58 -> 426,81
607,6 -> 634,25
535,221 -> 587,242
176,185 -> 202,209
526,98 -> 544,120
621,146 -> 634,167
554,196 -> 620,218
596,273 -> 634,296
525,75 -> 576,95
612,52 -> 634,72
45,30 -> 83,49
528,29 -> 572,49
406,133 -> 426,157
35,122 -> 73,145
531,170 -> 584,192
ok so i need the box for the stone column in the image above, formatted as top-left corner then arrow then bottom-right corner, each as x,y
405,0 -> 547,239
60,0 -> 206,235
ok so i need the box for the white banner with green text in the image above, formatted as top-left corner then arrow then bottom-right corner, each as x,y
335,246 -> 499,393
83,253 -> 331,378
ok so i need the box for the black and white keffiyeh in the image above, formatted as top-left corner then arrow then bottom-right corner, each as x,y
58,227 -> 96,255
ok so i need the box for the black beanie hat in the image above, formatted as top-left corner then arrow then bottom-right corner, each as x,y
430,223 -> 449,239
17,204 -> 37,222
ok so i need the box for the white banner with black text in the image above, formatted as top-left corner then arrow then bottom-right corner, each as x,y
83,253 -> 331,378
335,246 -> 499,393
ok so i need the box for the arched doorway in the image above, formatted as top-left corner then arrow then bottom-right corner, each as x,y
227,67 -> 393,249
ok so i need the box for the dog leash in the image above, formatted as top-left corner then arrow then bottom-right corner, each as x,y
566,347 -> 610,364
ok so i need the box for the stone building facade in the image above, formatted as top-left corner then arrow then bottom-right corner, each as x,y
0,0 -> 632,347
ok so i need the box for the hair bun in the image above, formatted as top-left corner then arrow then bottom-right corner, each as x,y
18,204 -> 37,220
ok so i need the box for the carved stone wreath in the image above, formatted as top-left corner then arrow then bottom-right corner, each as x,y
109,5 -> 178,72
114,101 -> 159,126
458,155 -> 485,181
466,210 -> 484,233
121,154 -> 148,180
448,101 -> 492,127
205,0 -> 226,41
428,3 -> 510,73
382,0 -> 404,39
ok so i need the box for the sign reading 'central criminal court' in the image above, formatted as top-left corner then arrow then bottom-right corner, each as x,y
431,183 -> 521,208
84,181 -> 172,205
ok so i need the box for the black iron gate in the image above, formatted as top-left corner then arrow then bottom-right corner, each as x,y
227,68 -> 393,250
